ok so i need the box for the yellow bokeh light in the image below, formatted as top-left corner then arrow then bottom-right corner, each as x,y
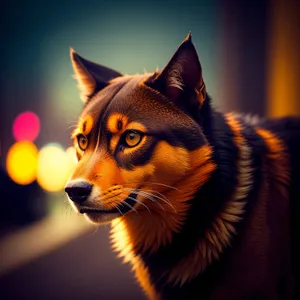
37,144 -> 76,192
66,146 -> 78,164
6,141 -> 38,185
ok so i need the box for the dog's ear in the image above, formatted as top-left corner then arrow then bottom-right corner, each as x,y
70,48 -> 122,102
146,32 -> 206,111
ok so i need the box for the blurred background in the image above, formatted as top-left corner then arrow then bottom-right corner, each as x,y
1,0 -> 299,299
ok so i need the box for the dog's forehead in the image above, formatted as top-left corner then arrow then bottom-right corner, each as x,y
80,75 -> 164,127
78,73 -> 193,135
80,77 -> 130,120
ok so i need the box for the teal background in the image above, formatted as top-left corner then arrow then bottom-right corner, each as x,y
2,0 -> 220,156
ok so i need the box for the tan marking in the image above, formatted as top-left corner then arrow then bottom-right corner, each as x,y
110,135 -> 120,153
71,128 -> 80,139
71,115 -> 94,141
107,113 -> 129,133
166,113 -> 253,286
196,82 -> 206,107
126,122 -> 147,132
81,115 -> 94,136
255,128 -> 290,198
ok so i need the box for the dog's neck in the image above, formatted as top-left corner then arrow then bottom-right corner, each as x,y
110,108 -> 254,286
110,144 -> 216,260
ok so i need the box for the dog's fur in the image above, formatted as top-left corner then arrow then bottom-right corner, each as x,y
65,33 -> 300,299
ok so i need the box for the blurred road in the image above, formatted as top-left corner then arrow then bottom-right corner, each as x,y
0,227 -> 145,300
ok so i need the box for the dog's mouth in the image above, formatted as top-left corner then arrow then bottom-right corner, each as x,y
79,191 -> 138,215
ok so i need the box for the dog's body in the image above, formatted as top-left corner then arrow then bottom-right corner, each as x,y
65,34 -> 300,299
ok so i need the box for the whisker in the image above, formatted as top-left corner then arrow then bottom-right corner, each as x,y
139,191 -> 166,213
93,127 -> 101,153
122,194 -> 151,214
124,189 -> 166,213
119,198 -> 139,216
144,189 -> 169,201
122,182 -> 180,192
92,225 -> 100,236
140,182 -> 180,191
123,188 -> 176,213
112,196 -> 126,216
64,124 -> 77,132
143,189 -> 172,204
116,206 -> 124,217
140,190 -> 176,212
63,199 -> 77,218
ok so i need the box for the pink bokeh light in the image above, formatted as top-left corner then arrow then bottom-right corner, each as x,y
13,111 -> 40,142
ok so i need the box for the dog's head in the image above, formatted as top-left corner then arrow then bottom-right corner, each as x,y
65,33 -> 215,224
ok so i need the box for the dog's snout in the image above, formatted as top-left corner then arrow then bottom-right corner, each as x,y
65,180 -> 93,204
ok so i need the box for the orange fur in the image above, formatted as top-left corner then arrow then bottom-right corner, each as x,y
196,83 -> 206,106
255,128 -> 290,197
106,115 -> 147,153
132,256 -> 160,300
110,135 -> 120,153
88,157 -> 124,192
82,115 -> 94,135
71,115 -> 94,140
107,113 -> 129,133
166,113 -> 253,286
111,145 -> 216,268
126,122 -> 147,132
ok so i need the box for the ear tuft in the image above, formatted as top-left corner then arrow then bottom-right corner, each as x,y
70,48 -> 96,102
147,33 -> 205,108
185,31 -> 192,42
70,48 -> 122,102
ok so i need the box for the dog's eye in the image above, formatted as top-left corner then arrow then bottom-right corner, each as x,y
124,130 -> 142,147
77,134 -> 88,151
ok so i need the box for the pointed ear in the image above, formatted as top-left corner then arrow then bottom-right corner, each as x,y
70,48 -> 122,102
146,33 -> 206,109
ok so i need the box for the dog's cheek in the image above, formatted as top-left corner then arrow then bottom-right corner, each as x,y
151,141 -> 191,180
120,164 -> 156,187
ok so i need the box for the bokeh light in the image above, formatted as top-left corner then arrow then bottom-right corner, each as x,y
6,141 -> 38,185
13,111 -> 40,142
66,146 -> 78,164
37,144 -> 76,192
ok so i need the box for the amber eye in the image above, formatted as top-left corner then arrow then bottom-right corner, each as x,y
124,130 -> 142,147
77,134 -> 88,151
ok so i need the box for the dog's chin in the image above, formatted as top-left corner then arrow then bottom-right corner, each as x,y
83,212 -> 121,225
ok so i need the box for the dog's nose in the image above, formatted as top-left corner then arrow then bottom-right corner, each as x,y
65,180 -> 93,204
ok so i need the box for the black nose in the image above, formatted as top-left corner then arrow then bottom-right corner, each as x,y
65,181 -> 93,203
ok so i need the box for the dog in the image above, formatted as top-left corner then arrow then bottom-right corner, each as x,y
65,33 -> 300,299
